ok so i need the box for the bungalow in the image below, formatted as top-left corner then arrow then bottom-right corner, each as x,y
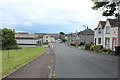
94,21 -> 106,45
103,17 -> 120,51
15,32 -> 42,46
15,32 -> 56,47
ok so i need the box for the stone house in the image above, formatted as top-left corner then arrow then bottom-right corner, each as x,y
77,28 -> 94,44
67,32 -> 78,45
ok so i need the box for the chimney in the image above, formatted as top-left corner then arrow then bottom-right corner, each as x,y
87,26 -> 89,29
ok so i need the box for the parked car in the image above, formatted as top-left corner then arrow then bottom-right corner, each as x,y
60,41 -> 63,43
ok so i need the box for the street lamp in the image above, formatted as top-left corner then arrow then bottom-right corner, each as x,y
82,25 -> 87,30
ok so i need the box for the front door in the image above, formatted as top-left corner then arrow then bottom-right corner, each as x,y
112,38 -> 117,51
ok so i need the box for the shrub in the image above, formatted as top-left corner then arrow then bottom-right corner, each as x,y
61,39 -> 67,43
43,42 -> 49,45
79,41 -> 85,46
101,48 -> 110,54
93,45 -> 101,52
2,45 -> 21,50
90,45 -> 94,51
70,43 -> 76,46
85,43 -> 91,50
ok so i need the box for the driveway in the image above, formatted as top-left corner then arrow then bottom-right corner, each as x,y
53,41 -> 118,78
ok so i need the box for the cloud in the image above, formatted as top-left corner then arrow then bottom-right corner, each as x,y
0,0 -> 108,33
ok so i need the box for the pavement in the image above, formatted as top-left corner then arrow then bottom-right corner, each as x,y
2,48 -> 55,79
53,41 -> 118,78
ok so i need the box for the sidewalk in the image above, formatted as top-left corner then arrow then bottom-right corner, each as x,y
2,48 -> 55,79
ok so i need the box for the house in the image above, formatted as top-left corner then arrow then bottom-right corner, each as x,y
94,16 -> 120,51
15,32 -> 42,46
77,27 -> 94,44
15,32 -> 56,46
43,35 -> 55,43
67,32 -> 78,46
94,21 -> 106,45
103,17 -> 120,51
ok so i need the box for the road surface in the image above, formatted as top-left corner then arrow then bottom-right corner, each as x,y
53,41 -> 118,78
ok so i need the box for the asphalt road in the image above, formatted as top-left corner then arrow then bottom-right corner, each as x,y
53,41 -> 118,78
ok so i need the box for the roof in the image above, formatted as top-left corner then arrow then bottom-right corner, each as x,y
94,28 -> 97,30
112,16 -> 120,27
78,28 -> 94,35
95,21 -> 106,30
107,16 -> 120,27
107,18 -> 117,27
100,21 -> 106,29
15,34 -> 39,39
17,32 -> 29,34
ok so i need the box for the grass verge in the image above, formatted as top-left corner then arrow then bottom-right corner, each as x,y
1,47 -> 47,77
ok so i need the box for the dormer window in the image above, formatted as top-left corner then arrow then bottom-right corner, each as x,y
98,27 -> 102,34
106,26 -> 110,34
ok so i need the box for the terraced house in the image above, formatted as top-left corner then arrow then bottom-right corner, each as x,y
94,21 -> 106,46
94,17 -> 120,51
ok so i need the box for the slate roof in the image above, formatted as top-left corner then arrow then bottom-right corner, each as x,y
95,21 -> 106,30
15,34 -> 39,39
78,28 -> 94,35
100,21 -> 106,29
107,16 -> 120,27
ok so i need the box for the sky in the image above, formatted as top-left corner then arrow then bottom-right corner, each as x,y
0,0 -> 111,33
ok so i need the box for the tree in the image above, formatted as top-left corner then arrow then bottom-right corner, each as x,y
61,39 -> 67,43
59,32 -> 65,35
92,1 -> 120,17
1,28 -> 18,50
59,32 -> 65,39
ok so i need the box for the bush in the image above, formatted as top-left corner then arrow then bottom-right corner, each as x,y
70,43 -> 76,46
100,48 -> 110,54
43,42 -> 49,45
85,43 -> 91,50
2,45 -> 21,50
61,39 -> 67,43
79,41 -> 85,46
90,45 -> 94,51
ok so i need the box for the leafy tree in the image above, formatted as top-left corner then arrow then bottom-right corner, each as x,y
59,32 -> 65,35
1,28 -> 18,50
92,1 -> 120,17
61,39 -> 67,43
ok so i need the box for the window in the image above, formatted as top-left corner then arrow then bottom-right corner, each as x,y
106,26 -> 110,33
46,36 -> 48,38
98,38 -> 101,44
98,28 -> 102,34
46,40 -> 48,42
94,38 -> 96,45
105,38 -> 110,48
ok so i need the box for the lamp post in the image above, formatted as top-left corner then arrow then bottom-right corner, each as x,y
82,25 -> 87,30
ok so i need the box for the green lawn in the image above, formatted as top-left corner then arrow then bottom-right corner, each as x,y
1,47 -> 47,77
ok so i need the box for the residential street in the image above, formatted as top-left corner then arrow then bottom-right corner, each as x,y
53,41 -> 118,78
